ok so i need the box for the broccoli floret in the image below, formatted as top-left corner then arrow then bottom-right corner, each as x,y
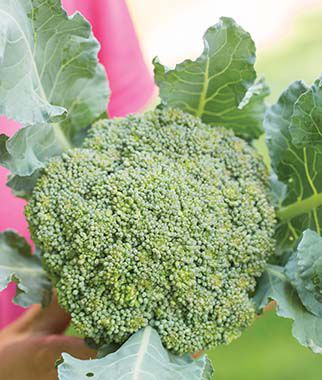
25,108 -> 275,354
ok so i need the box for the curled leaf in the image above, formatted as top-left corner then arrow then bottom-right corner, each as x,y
254,264 -> 322,354
0,230 -> 51,307
285,230 -> 322,317
154,17 -> 268,140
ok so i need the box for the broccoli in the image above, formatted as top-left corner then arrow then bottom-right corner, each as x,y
25,108 -> 275,354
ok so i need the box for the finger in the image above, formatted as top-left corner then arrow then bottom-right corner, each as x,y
29,292 -> 72,335
31,335 -> 96,377
0,335 -> 96,380
5,291 -> 71,337
44,335 -> 97,360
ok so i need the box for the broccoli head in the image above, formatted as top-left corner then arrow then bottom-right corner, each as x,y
25,108 -> 275,354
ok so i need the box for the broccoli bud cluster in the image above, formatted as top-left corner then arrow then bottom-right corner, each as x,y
26,108 -> 275,354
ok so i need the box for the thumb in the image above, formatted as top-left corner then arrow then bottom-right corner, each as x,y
42,335 -> 96,361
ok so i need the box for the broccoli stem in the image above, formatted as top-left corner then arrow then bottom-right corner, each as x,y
52,123 -> 72,150
277,193 -> 322,222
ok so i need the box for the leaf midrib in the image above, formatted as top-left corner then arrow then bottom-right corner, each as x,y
0,8 -> 48,101
133,326 -> 151,380
195,58 -> 210,117
0,8 -> 73,150
0,264 -> 43,273
277,192 -> 322,222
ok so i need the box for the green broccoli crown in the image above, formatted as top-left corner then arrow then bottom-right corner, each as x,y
25,108 -> 275,354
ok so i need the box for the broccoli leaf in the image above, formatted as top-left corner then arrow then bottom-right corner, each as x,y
0,0 -> 109,131
6,170 -> 41,200
254,264 -> 322,354
153,17 -> 269,140
265,80 -> 322,252
0,0 -> 109,182
289,77 -> 322,147
285,229 -> 322,317
0,230 -> 51,307
259,79 -> 322,354
0,124 -> 66,176
58,326 -> 214,380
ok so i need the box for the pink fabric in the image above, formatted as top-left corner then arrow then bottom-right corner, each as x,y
0,119 -> 30,328
63,0 -> 155,117
0,0 -> 155,328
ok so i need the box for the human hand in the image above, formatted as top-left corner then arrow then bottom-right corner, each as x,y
0,294 -> 95,380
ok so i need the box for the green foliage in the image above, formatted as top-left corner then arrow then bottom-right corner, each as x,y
0,124 -> 63,176
154,17 -> 269,140
0,0 -> 109,192
265,81 -> 322,253
0,0 -> 109,130
289,78 -> 322,146
0,230 -> 51,307
285,230 -> 322,317
26,108 -> 275,355
58,326 -> 213,380
260,74 -> 322,353
254,264 -> 322,354
6,171 -> 41,200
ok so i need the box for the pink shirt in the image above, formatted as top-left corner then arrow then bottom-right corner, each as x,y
0,0 -> 155,328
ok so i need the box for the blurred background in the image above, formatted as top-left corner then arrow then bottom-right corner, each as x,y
126,0 -> 322,378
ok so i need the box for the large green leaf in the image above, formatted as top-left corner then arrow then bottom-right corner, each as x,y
0,0 -> 109,130
254,264 -> 322,354
262,79 -> 322,354
0,0 -> 109,185
265,80 -> 322,252
0,230 -> 51,307
154,17 -> 269,140
58,326 -> 214,380
285,229 -> 322,317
